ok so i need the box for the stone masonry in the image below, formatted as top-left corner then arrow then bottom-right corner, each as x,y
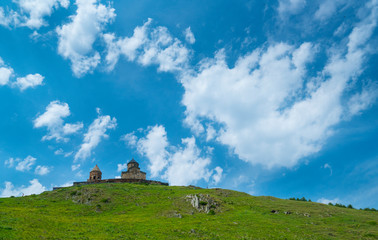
72,158 -> 167,187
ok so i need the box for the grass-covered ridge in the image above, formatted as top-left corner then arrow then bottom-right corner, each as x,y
0,183 -> 377,239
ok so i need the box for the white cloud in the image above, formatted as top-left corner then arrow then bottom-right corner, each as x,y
71,164 -> 80,171
179,2 -> 378,169
0,67 -> 13,86
123,125 -> 221,186
1,57 -> 44,90
184,27 -> 195,44
314,0 -> 346,22
317,197 -> 341,205
278,0 -> 306,16
117,163 -> 127,172
0,7 -> 11,27
15,155 -> 36,172
4,158 -> 16,168
54,148 -> 64,155
135,125 -> 169,177
0,179 -> 46,197
103,18 -> 152,71
347,82 -> 378,116
34,101 -> 83,142
0,7 -> 19,27
16,0 -> 70,29
56,0 -> 115,77
323,163 -> 333,176
104,19 -> 190,73
74,112 -> 117,161
13,73 -> 44,91
211,166 -> 223,185
35,165 -> 50,175
0,58 -> 14,86
64,151 -> 73,157
58,181 -> 74,187
205,124 -> 216,141
164,137 -> 213,186
54,148 -> 73,157
122,132 -> 138,146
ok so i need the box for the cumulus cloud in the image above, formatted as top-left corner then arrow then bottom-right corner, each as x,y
34,165 -> 51,175
0,179 -> 46,197
123,125 -> 222,186
179,2 -> 378,169
184,27 -> 195,44
74,112 -> 117,161
0,56 -> 44,90
16,0 -> 69,29
0,58 -> 14,86
103,18 -> 152,71
13,73 -> 44,91
15,155 -> 36,172
104,18 -> 190,73
124,125 -> 169,177
117,163 -> 127,172
34,101 -> 83,142
5,156 -> 50,175
56,0 -> 115,77
5,156 -> 39,172
212,166 -> 223,184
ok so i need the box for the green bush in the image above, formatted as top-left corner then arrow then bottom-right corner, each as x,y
199,201 -> 208,206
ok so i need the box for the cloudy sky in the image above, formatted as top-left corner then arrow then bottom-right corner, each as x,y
0,0 -> 377,208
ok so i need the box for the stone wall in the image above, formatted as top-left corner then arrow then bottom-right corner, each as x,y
121,165 -> 146,180
121,170 -> 146,180
73,178 -> 168,186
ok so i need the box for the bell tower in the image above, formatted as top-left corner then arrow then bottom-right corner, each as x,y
88,165 -> 102,182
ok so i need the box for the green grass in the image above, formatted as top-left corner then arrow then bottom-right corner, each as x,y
0,183 -> 377,239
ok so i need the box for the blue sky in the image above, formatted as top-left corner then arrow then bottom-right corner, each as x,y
0,0 -> 377,209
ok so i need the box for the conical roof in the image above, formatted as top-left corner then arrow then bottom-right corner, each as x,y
91,164 -> 101,172
128,158 -> 137,164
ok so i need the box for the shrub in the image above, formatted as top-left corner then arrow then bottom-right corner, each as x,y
101,198 -> 110,203
208,210 -> 215,215
199,201 -> 208,206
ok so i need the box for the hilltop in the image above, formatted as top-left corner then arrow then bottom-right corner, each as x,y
0,183 -> 377,239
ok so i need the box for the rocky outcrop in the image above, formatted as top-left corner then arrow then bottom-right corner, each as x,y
186,194 -> 218,214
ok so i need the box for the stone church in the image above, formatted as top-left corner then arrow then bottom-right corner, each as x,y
73,158 -> 167,186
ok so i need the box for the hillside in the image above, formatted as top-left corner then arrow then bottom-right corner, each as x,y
0,183 -> 377,239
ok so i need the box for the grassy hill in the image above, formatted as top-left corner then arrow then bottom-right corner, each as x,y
0,183 -> 377,239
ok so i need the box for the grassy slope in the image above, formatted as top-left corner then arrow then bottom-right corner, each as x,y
0,183 -> 377,239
